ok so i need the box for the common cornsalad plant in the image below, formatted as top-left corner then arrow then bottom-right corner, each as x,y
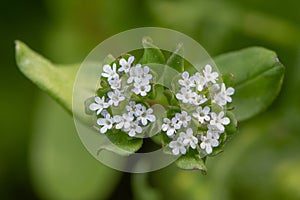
15,38 -> 284,173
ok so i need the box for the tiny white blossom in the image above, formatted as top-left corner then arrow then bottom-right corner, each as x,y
193,72 -> 206,91
127,64 -> 152,84
101,63 -> 118,81
130,103 -> 144,117
113,113 -> 133,129
126,101 -> 137,116
97,114 -> 114,133
178,71 -> 195,88
192,94 -> 208,105
124,121 -> 143,137
175,87 -> 197,104
180,128 -> 198,149
175,111 -> 191,128
138,65 -> 153,83
203,64 -> 219,84
207,124 -> 223,139
169,137 -> 186,155
108,76 -> 122,90
200,132 -> 219,154
127,65 -> 139,84
107,89 -> 125,106
192,106 -> 210,124
210,111 -> 230,132
212,83 -> 235,106
132,80 -> 151,96
162,117 -> 180,137
89,96 -> 109,115
118,56 -> 134,73
136,107 -> 156,126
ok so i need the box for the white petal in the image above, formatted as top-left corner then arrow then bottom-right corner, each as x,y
172,148 -> 179,155
100,126 -> 107,134
103,64 -> 111,73
211,139 -> 219,147
227,87 -> 235,95
167,129 -> 174,136
128,56 -> 135,64
222,117 -> 230,125
200,142 -> 206,149
147,115 -> 156,122
206,146 -> 212,154
119,58 -> 127,66
89,103 -> 100,111
180,147 -> 187,154
182,71 -> 189,79
205,64 -> 212,73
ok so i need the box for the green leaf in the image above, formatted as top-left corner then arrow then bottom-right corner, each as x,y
139,37 -> 165,64
16,42 -> 284,124
30,94 -> 121,200
215,47 -> 285,121
103,130 -> 143,155
176,150 -> 207,174
166,43 -> 184,72
15,41 -> 79,114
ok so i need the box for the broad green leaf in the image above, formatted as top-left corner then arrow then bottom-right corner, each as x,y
176,150 -> 207,174
16,41 -> 284,123
104,130 -> 143,154
139,37 -> 165,64
166,43 -> 184,72
215,47 -> 285,121
30,94 -> 120,200
15,41 -> 79,114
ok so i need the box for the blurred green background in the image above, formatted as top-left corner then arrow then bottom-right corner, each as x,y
1,0 -> 300,199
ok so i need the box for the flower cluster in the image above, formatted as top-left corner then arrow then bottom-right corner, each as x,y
88,54 -> 235,157
89,56 -> 156,137
162,65 -> 235,155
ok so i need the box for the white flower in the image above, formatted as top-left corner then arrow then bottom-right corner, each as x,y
203,64 -> 219,84
192,106 -> 210,124
124,121 -> 143,137
192,94 -> 208,105
127,64 -> 152,84
118,56 -> 134,73
161,117 -> 180,137
113,113 -> 133,129
212,83 -> 235,106
127,65 -> 139,84
136,107 -> 156,126
97,114 -> 114,133
193,72 -> 206,91
108,76 -> 122,90
107,89 -> 125,106
89,96 -> 109,115
101,63 -> 118,81
180,128 -> 198,149
178,71 -> 195,88
210,111 -> 230,132
131,103 -> 145,117
132,80 -> 151,96
126,101 -> 137,116
207,124 -> 223,139
200,132 -> 219,154
175,87 -> 197,104
138,65 -> 153,83
175,111 -> 191,128
169,137 -> 186,155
